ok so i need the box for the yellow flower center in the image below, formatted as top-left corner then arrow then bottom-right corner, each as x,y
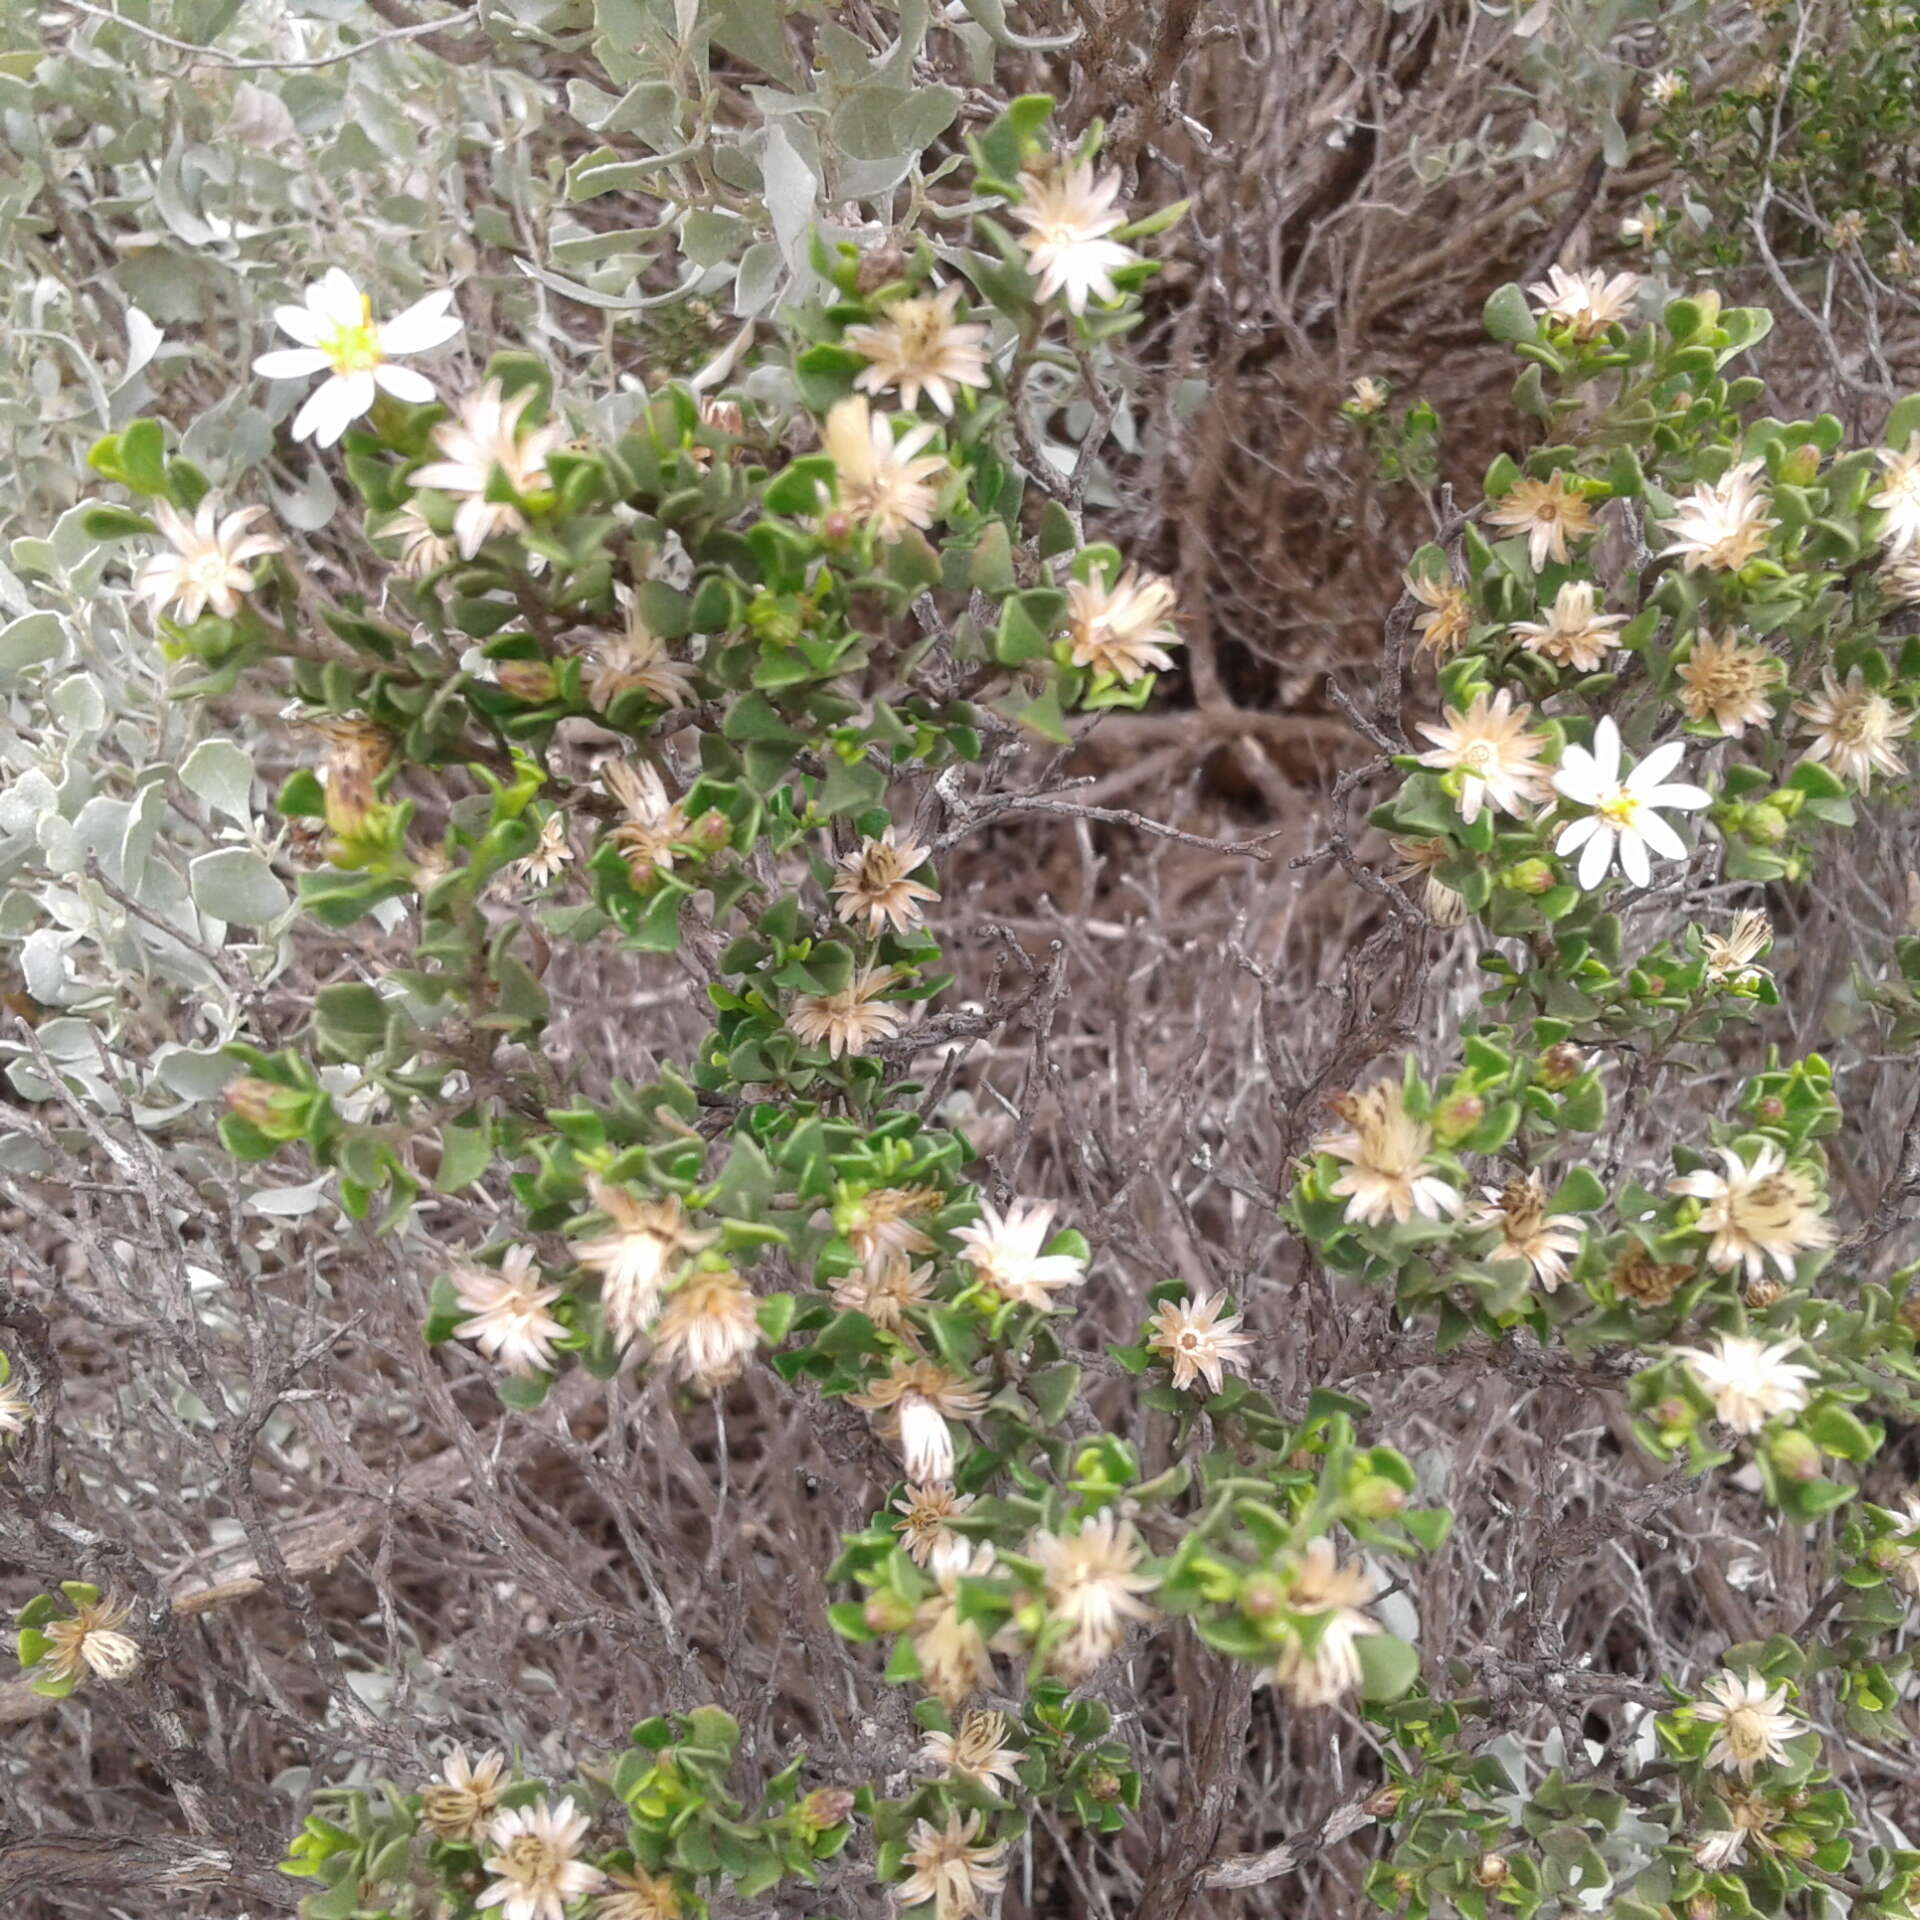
316,296 -> 382,374
1596,787 -> 1642,828
1461,743 -> 1494,770
505,1834 -> 559,1878
1724,1708 -> 1773,1760
187,551 -> 236,590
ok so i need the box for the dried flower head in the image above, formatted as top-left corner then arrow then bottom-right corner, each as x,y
1145,1290 -> 1257,1394
897,1807 -> 1009,1919
133,496 -> 283,624
851,1358 -> 988,1483
477,1796 -> 605,1920
821,395 -> 946,540
650,1269 -> 761,1392
1695,1671 -> 1799,1780
572,1181 -> 716,1346
1679,1332 -> 1816,1434
831,1254 -> 936,1338
839,1183 -> 942,1271
420,1745 -> 509,1844
1669,1144 -> 1833,1281
893,1482 -> 976,1573
1510,579 -> 1625,673
832,827 -> 939,937
587,588 -> 699,714
953,1197 -> 1086,1311
410,381 -> 565,557
1660,461 -> 1778,572
1348,375 -> 1390,415
1795,667 -> 1911,790
388,500 -> 454,577
846,284 -> 991,416
1486,472 -> 1599,572
1610,1243 -> 1692,1308
1406,568 -> 1473,659
511,811 -> 572,889
1009,161 -> 1139,312
605,761 -> 691,879
1415,689 -> 1552,826
1527,264 -> 1643,340
1065,567 -> 1182,683
453,1247 -> 568,1377
1314,1080 -> 1463,1227
920,1709 -> 1023,1790
1471,1172 -> 1583,1291
1389,837 -> 1467,927
1675,629 -> 1781,736
1702,910 -> 1773,988
1027,1510 -> 1158,1679
595,1865 -> 684,1920
789,964 -> 907,1059
41,1594 -> 141,1689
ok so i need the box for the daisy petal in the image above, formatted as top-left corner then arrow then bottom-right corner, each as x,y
1630,739 -> 1687,788
1637,810 -> 1687,861
1640,781 -> 1712,811
1619,830 -> 1651,887
1578,825 -> 1614,890
379,291 -> 463,354
270,304 -> 326,346
254,347 -> 332,380
1555,815 -> 1601,855
373,363 -> 436,403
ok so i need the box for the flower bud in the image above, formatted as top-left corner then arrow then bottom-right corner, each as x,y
1768,1428 -> 1822,1483
1347,1474 -> 1407,1519
1869,1536 -> 1902,1572
496,659 -> 557,702
855,245 -> 908,296
1536,1043 -> 1586,1091
1087,1768 -> 1123,1803
1754,1095 -> 1786,1124
1501,857 -> 1555,896
1743,803 -> 1789,845
1241,1573 -> 1285,1620
818,509 -> 856,545
862,1592 -> 912,1634
797,1787 -> 855,1832
1774,1828 -> 1813,1860
1431,1092 -> 1484,1145
1778,443 -> 1822,487
224,1076 -> 288,1128
1654,1396 -> 1694,1431
1688,1893 -> 1717,1920
689,809 -> 733,856
1473,1854 -> 1509,1888
1743,1274 -> 1785,1309
1436,1775 -> 1462,1803
1641,972 -> 1668,998
1899,1292 -> 1920,1337
1363,1785 -> 1403,1820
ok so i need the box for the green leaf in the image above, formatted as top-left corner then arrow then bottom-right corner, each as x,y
119,417 -> 168,496
0,612 -> 66,676
436,1121 -> 493,1194
190,847 -> 291,926
1483,283 -> 1539,345
1356,1631 -> 1421,1701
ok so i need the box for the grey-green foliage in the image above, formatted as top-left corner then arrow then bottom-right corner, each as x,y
0,0 -> 1012,1149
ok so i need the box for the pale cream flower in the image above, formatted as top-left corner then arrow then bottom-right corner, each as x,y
1620,208 -> 1663,247
1880,546 -> 1920,606
410,381 -> 565,558
1145,1290 -> 1257,1394
920,1710 -> 1022,1790
953,1197 -> 1086,1311
587,588 -> 699,714
605,760 -> 691,879
512,812 -> 572,888
897,1807 -> 1009,1919
1348,376 -> 1389,415
478,1797 -> 605,1920
572,1181 -> 716,1347
821,395 -> 946,539
1668,1144 -> 1833,1281
420,1745 -> 509,1844
1692,1792 -> 1783,1869
0,1376 -> 31,1439
595,1865 -> 684,1920
1552,717 -> 1711,890
846,284 -> 991,416
453,1247 -> 569,1377
1415,689 -> 1552,825
1510,579 -> 1625,672
831,1254 -> 936,1338
1314,1079 -> 1463,1227
911,1542 -> 999,1706
1795,667 -> 1911,789
851,1358 -> 987,1484
1702,910 -> 1773,988
255,268 -> 462,447
1660,461 -> 1777,572
1675,630 -> 1780,736
1471,1172 -> 1584,1291
1830,208 -> 1868,250
1872,434 -> 1920,552
1065,567 -> 1182,683
650,1269 -> 761,1392
1009,161 -> 1140,312
1695,1671 -> 1799,1781
840,1184 -> 941,1272
1028,1510 -> 1157,1679
388,500 -> 453,577
832,827 -> 939,936
40,1595 -> 141,1689
1407,568 -> 1472,659
133,496 -> 283,623
1649,69 -> 1687,107
1486,473 -> 1599,572
789,964 -> 907,1058
1679,1332 -> 1816,1434
1266,1537 -> 1381,1708
1527,264 -> 1643,340
892,1482 -> 976,1574
1388,837 -> 1467,927
1885,1494 -> 1920,1600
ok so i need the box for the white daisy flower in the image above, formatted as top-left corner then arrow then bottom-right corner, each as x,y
1551,717 -> 1711,889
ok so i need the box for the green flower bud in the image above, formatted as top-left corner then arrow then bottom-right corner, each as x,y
1779,443 -> 1822,486
1501,857 -> 1555,896
496,659 -> 557,702
1431,1092 -> 1484,1145
1743,803 -> 1789,845
1768,1428 -> 1822,1483
1535,1042 -> 1586,1091
862,1592 -> 912,1634
1347,1474 -> 1407,1519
